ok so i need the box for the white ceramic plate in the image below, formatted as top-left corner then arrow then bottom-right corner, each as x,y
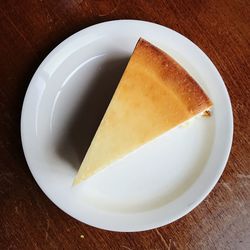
21,20 -> 233,232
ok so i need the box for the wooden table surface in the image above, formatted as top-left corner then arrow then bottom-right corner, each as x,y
1,0 -> 249,249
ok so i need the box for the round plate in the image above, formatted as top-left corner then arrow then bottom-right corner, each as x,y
21,20 -> 233,232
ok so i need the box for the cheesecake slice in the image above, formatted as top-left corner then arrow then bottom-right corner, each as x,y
74,38 -> 212,184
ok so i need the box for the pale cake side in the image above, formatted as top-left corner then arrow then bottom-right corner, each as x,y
74,38 -> 212,184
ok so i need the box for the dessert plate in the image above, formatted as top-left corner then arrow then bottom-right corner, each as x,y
21,20 -> 233,232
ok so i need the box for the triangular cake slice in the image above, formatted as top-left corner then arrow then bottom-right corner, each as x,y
74,38 -> 212,184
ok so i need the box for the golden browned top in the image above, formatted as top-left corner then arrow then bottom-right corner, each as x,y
132,38 -> 212,114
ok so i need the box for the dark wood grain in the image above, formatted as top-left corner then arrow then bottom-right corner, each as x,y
0,0 -> 249,249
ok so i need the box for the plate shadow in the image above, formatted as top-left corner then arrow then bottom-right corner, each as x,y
56,56 -> 129,170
